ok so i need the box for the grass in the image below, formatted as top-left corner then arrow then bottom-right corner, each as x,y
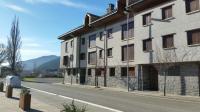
22,78 -> 35,82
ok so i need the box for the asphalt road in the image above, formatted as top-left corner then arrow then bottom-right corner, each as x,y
21,81 -> 200,112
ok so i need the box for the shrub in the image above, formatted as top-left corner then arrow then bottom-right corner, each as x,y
61,100 -> 87,112
21,87 -> 30,95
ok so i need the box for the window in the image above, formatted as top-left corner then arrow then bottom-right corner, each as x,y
88,69 -> 92,76
71,40 -> 73,47
162,5 -> 173,20
73,69 -> 76,76
162,34 -> 174,48
107,48 -> 112,57
187,29 -> 200,45
121,67 -> 135,77
99,50 -> 103,58
143,39 -> 152,52
67,69 -> 71,76
80,53 -> 85,60
81,38 -> 85,45
143,13 -> 151,26
109,68 -> 115,76
107,29 -> 113,38
129,67 -> 135,77
65,42 -> 68,53
167,66 -> 180,76
70,55 -> 73,61
88,52 -> 96,64
63,56 -> 69,66
122,21 -> 134,40
121,44 -> 134,61
99,32 -> 103,41
96,68 -> 104,76
89,34 -> 96,48
121,67 -> 127,77
186,0 -> 199,13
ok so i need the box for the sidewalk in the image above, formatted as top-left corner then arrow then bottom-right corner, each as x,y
54,83 -> 200,103
0,88 -> 60,112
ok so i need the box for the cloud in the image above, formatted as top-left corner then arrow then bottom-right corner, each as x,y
24,0 -> 95,10
4,4 -> 31,14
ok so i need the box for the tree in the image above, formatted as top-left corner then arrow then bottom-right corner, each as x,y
154,45 -> 200,96
0,44 -> 6,65
7,16 -> 22,75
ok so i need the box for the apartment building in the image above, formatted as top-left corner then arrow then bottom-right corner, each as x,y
59,0 -> 200,96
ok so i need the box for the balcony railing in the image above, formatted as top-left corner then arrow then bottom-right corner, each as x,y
128,0 -> 143,6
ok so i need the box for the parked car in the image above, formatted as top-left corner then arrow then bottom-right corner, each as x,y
6,75 -> 21,88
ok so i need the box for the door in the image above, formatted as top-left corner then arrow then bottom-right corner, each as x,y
149,66 -> 158,91
80,69 -> 86,84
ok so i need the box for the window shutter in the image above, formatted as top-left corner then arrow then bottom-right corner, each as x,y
129,45 -> 134,60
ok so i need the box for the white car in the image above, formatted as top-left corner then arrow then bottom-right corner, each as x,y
6,75 -> 21,88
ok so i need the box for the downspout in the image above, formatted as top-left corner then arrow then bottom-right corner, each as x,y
104,25 -> 107,87
126,0 -> 130,92
71,37 -> 75,85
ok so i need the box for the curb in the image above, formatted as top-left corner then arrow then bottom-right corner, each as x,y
53,83 -> 200,103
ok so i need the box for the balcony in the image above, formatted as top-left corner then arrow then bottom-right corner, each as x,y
128,0 -> 170,12
128,0 -> 143,6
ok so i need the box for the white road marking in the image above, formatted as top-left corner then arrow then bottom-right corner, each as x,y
23,85 -> 124,112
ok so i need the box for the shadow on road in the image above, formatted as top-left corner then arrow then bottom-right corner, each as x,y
30,109 -> 44,112
10,97 -> 19,100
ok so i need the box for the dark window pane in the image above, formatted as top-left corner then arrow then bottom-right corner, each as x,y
110,68 -> 115,76
143,39 -> 152,51
163,34 -> 174,48
88,52 -> 96,64
162,6 -> 173,20
81,38 -> 85,45
89,34 -> 96,48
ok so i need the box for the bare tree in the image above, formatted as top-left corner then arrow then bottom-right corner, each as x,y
154,44 -> 200,96
7,16 -> 22,75
0,44 -> 6,65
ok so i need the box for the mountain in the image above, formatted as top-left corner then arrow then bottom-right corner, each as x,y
22,55 -> 59,71
37,57 -> 60,72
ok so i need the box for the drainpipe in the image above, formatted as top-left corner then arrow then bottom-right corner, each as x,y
126,0 -> 130,92
71,37 -> 75,85
104,25 -> 107,87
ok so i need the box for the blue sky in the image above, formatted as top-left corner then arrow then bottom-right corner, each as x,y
0,0 -> 116,61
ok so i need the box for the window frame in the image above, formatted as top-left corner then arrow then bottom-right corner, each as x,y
80,53 -> 86,60
99,32 -> 103,41
71,40 -> 73,48
185,0 -> 200,13
162,5 -> 173,20
143,13 -> 151,26
65,42 -> 68,53
162,34 -> 174,49
107,48 -> 113,57
89,34 -> 96,48
121,21 -> 134,40
187,29 -> 200,45
81,38 -> 85,45
143,38 -> 152,52
109,68 -> 115,77
88,51 -> 96,65
121,44 -> 134,61
107,28 -> 113,39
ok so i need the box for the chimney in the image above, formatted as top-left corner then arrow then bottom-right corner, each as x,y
107,3 -> 115,13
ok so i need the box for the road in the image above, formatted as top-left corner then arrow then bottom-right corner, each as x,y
22,81 -> 200,112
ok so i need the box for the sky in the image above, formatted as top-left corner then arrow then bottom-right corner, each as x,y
0,0 -> 116,61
